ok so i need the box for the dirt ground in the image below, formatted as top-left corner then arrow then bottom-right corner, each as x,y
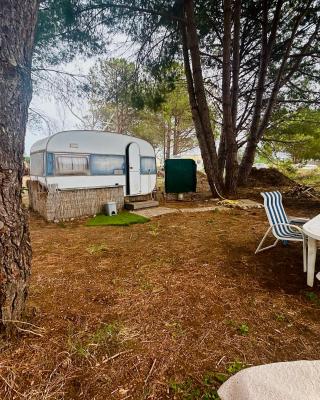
1,193 -> 320,399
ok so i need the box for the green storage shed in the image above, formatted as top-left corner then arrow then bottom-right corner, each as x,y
165,159 -> 197,193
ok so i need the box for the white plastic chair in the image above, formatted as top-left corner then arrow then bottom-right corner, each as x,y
256,191 -> 308,271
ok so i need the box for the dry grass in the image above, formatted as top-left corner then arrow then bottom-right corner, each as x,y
0,198 -> 320,399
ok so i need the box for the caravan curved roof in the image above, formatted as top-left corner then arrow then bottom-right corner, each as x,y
30,130 -> 155,156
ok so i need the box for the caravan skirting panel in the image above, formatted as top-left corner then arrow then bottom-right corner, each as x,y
28,181 -> 124,221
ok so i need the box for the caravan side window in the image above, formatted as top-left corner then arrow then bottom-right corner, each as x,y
90,155 -> 125,175
30,152 -> 44,176
141,157 -> 156,174
46,153 -> 54,176
55,155 -> 89,175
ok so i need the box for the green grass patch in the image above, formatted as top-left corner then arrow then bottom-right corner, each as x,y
86,211 -> 150,227
225,319 -> 250,336
67,323 -> 122,359
305,291 -> 320,307
226,360 -> 247,375
238,323 -> 249,336
168,360 -> 248,399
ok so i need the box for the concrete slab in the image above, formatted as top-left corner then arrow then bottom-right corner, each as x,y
132,207 -> 178,218
180,206 -> 229,213
133,205 -> 230,218
125,200 -> 159,210
132,200 -> 262,219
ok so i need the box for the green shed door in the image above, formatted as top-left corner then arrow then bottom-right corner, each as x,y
165,159 -> 197,193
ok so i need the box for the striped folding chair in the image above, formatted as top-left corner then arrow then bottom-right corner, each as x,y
255,191 -> 308,271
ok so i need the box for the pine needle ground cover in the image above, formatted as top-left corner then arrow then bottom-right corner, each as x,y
2,198 -> 320,399
86,211 -> 150,226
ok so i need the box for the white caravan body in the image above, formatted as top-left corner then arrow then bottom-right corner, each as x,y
30,130 -> 157,196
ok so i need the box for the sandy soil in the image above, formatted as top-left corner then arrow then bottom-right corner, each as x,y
0,197 -> 320,399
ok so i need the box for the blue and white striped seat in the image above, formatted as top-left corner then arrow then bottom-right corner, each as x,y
256,191 -> 308,272
263,191 -> 303,240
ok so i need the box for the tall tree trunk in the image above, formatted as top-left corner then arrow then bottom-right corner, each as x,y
238,0 -> 283,185
165,124 -> 171,159
172,116 -> 179,156
218,0 -> 241,186
182,0 -> 223,195
237,140 -> 257,186
217,133 -> 226,176
0,0 -> 39,332
222,0 -> 238,195
231,0 -> 241,134
163,125 -> 167,161
238,0 -> 308,185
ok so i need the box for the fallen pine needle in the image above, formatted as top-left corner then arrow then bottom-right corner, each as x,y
144,359 -> 157,385
102,350 -> 132,363
216,356 -> 226,367
16,326 -> 43,337
1,319 -> 45,331
0,373 -> 26,398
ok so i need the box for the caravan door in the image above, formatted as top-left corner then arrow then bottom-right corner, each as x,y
127,142 -> 141,195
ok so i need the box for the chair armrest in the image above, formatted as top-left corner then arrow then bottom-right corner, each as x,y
288,216 -> 310,224
272,222 -> 304,235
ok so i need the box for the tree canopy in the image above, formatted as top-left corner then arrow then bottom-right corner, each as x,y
85,58 -> 137,134
82,58 -> 196,156
263,108 -> 320,163
33,0 -> 320,194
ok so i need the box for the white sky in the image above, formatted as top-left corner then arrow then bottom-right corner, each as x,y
26,60 -> 90,154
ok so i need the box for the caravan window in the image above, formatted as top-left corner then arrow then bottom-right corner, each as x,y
90,155 -> 125,175
141,157 -> 156,174
46,153 -> 54,176
30,152 -> 44,176
55,155 -> 89,175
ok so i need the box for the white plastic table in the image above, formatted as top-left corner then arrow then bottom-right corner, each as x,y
218,360 -> 320,400
303,214 -> 320,286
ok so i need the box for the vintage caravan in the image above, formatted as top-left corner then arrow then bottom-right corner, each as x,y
29,130 -> 157,221
30,130 -> 157,195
